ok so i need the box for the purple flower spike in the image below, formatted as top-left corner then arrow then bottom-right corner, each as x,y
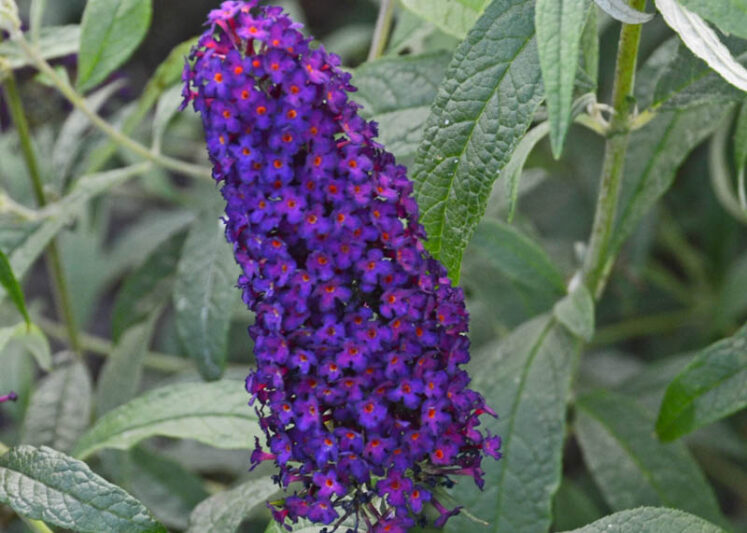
182,2 -> 501,531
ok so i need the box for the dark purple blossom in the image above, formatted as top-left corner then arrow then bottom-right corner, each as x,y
182,2 -> 501,531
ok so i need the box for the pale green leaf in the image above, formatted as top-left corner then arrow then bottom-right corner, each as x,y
553,284 -> 595,341
679,0 -> 747,40
536,0 -> 591,157
187,477 -> 278,533
73,380 -> 260,460
445,316 -> 582,533
575,391 -> 725,526
77,0 -> 152,92
0,445 -> 165,533
399,0 -> 490,39
0,248 -> 30,325
354,52 -> 450,165
655,0 -> 747,92
0,25 -> 79,69
174,218 -> 238,381
559,507 -> 725,533
97,315 -> 159,416
21,359 -> 92,454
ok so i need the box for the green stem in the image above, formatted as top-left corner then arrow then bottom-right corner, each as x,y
3,70 -> 82,354
36,316 -> 190,373
583,0 -> 647,299
14,36 -> 211,181
368,0 -> 395,61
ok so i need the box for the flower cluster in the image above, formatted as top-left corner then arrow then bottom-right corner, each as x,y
182,2 -> 501,531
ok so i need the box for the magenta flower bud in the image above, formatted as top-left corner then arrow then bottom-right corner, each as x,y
182,1 -> 502,530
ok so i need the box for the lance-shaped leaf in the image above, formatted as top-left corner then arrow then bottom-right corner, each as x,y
575,391 -> 725,526
678,0 -> 747,40
612,102 -> 731,256
73,380 -> 260,460
187,476 -> 278,533
0,25 -> 80,69
652,39 -> 747,111
0,445 -> 165,533
559,507 -> 725,533
445,315 -> 582,533
413,0 -> 543,280
399,0 -> 491,40
21,360 -> 93,454
174,218 -> 238,381
353,52 -> 450,165
77,0 -> 153,92
0,249 -> 30,325
655,0 -> 747,92
656,324 -> 747,441
535,0 -> 591,157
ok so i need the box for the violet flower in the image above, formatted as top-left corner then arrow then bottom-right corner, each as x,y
182,2 -> 501,530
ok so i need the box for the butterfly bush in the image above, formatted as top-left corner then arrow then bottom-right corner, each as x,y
182,2 -> 501,530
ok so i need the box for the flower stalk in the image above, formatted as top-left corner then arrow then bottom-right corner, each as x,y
583,0 -> 648,299
2,67 -> 82,354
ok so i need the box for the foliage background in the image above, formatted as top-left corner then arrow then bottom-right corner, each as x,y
0,0 -> 745,532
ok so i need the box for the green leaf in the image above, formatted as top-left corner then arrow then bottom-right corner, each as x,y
535,0 -> 591,158
187,476 -> 278,533
735,102 -> 747,172
445,315 -> 582,533
112,233 -> 185,341
559,507 -> 726,533
503,121 -> 551,221
575,391 -> 725,526
655,324 -> 747,441
152,84 -> 184,152
577,4 -> 599,91
399,0 -> 490,40
552,477 -> 605,532
735,102 -> 747,210
52,80 -> 125,186
21,360 -> 92,454
0,25 -> 80,69
96,315 -> 159,417
14,323 -> 52,371
652,40 -> 746,111
592,0 -> 652,24
0,164 -> 147,306
655,0 -> 747,92
0,249 -> 30,326
174,218 -> 238,381
468,219 -> 566,305
0,445 -> 165,533
128,447 -> 209,531
353,52 -> 450,165
612,102 -> 732,256
73,380 -> 260,460
413,0 -> 544,280
77,0 -> 152,92
678,0 -> 747,40
554,284 -> 595,341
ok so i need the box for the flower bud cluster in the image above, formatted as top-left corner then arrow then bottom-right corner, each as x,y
182,2 -> 501,531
